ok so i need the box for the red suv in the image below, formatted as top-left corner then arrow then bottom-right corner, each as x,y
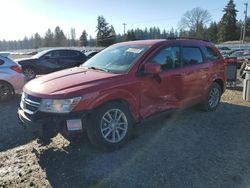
18,39 -> 226,150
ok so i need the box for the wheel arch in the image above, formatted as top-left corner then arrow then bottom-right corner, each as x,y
213,79 -> 224,94
92,98 -> 138,124
0,80 -> 15,92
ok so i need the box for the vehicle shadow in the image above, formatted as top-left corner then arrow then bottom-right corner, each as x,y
0,95 -> 35,152
35,102 -> 250,188
226,86 -> 243,92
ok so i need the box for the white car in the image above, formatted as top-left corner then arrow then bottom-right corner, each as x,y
0,52 -> 26,101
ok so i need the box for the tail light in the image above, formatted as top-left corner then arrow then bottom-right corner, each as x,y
10,65 -> 22,73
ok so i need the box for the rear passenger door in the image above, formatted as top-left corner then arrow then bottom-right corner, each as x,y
180,46 -> 209,106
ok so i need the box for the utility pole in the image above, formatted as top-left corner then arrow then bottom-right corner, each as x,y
123,23 -> 127,40
243,2 -> 248,43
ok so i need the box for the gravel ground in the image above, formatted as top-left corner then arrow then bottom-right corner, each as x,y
0,81 -> 250,188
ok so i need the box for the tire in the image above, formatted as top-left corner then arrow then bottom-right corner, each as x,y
201,82 -> 222,112
0,81 -> 14,101
87,102 -> 134,151
23,67 -> 36,80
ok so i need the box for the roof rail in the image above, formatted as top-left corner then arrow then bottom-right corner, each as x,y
166,37 -> 210,42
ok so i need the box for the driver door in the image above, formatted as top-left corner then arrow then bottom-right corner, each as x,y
139,46 -> 185,118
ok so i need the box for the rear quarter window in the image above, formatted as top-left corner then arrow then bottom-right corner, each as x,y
0,59 -> 4,65
204,47 -> 220,61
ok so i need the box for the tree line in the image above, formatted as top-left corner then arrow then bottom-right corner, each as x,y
0,0 -> 249,51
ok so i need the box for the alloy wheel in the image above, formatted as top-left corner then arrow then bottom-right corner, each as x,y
100,109 -> 128,143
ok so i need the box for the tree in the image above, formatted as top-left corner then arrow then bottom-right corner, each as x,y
33,33 -> 42,49
207,22 -> 218,43
44,29 -> 54,47
70,28 -> 76,46
96,16 -> 116,46
54,26 -> 67,46
178,7 -> 211,38
218,0 -> 238,42
126,29 -> 136,41
79,30 -> 88,46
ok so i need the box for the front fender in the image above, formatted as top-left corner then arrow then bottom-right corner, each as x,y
74,89 -> 140,122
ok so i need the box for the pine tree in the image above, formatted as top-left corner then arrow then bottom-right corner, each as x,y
79,30 -> 88,46
126,29 -> 136,41
96,16 -> 115,47
54,26 -> 67,46
218,0 -> 238,42
207,22 -> 218,43
44,29 -> 54,47
33,33 -> 42,49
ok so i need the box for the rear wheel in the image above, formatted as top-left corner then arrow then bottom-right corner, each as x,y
201,82 -> 221,111
87,102 -> 133,151
23,67 -> 36,80
0,81 -> 14,101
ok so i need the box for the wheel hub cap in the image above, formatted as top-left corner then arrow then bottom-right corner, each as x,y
100,109 -> 128,143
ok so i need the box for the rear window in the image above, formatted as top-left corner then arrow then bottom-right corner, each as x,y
182,47 -> 203,66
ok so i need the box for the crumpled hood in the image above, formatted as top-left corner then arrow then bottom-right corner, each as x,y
24,67 -> 122,98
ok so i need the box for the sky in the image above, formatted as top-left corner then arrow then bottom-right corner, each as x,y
0,0 -> 248,40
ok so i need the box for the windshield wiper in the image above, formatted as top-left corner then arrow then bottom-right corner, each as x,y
87,66 -> 109,72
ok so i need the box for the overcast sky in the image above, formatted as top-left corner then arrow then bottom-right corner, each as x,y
0,0 -> 247,40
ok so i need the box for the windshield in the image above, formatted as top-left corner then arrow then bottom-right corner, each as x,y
32,50 -> 51,58
82,44 -> 149,73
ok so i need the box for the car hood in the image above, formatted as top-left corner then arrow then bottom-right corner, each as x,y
24,67 -> 123,98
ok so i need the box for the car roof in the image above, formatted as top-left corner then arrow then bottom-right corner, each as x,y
41,48 -> 80,53
116,38 -> 214,47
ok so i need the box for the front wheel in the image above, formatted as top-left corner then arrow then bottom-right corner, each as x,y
201,82 -> 221,112
87,102 -> 133,151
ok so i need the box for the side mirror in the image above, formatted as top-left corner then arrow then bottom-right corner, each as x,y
144,63 -> 161,74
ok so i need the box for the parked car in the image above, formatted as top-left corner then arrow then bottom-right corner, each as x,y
0,52 -> 26,101
85,51 -> 99,59
16,49 -> 87,80
218,46 -> 231,51
228,50 -> 250,68
18,39 -> 226,150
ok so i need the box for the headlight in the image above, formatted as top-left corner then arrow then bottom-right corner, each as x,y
39,97 -> 81,113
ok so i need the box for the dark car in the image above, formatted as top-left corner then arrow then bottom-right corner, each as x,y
85,51 -> 99,59
18,39 -> 226,151
16,49 -> 87,80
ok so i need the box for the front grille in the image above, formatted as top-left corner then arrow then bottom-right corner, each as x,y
21,93 -> 41,115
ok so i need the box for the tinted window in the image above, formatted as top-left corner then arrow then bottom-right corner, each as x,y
182,47 -> 203,66
43,51 -> 59,58
0,59 -> 4,65
204,47 -> 220,61
60,50 -> 78,57
150,46 -> 181,71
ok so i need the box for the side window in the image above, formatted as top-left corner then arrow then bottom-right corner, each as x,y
0,59 -> 4,65
44,51 -> 59,58
60,50 -> 77,57
204,47 -> 220,61
182,47 -> 203,66
150,46 -> 181,71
